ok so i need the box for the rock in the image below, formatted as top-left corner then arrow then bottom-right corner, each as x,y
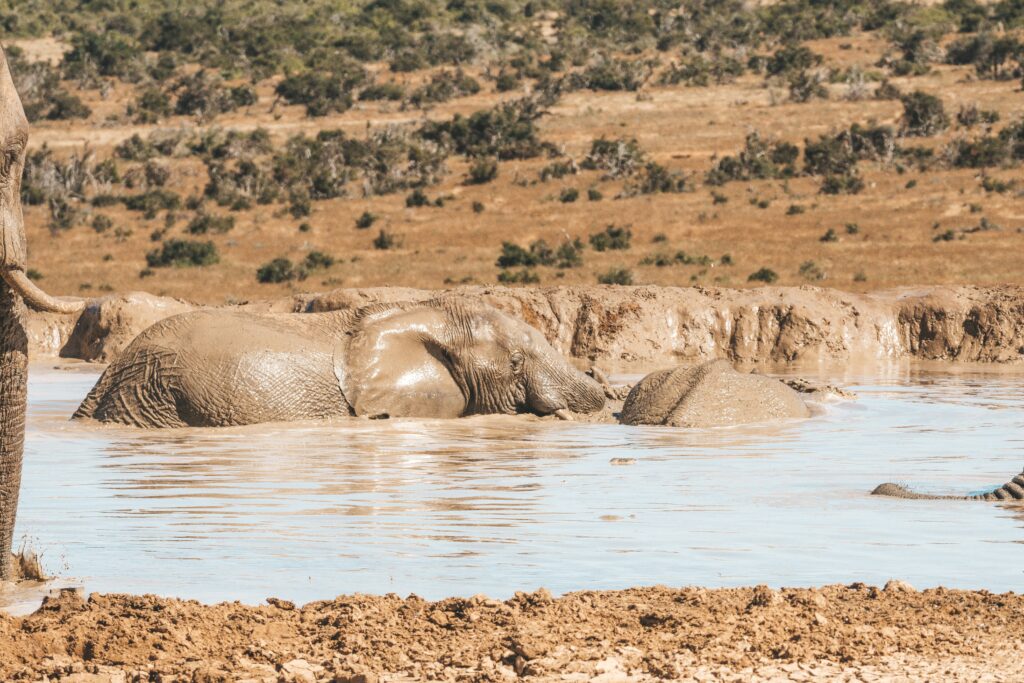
280,658 -> 321,683
266,597 -> 295,610
610,458 -> 636,465
884,580 -> 916,593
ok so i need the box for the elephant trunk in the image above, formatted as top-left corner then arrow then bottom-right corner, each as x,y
527,359 -> 606,417
0,280 -> 27,581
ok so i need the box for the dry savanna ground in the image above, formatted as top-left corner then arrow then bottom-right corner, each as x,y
10,33 -> 1024,305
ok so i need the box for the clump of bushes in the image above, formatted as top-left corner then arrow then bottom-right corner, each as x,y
276,66 -> 365,117
589,225 -> 632,251
186,212 -> 235,235
571,54 -> 653,91
466,157 -> 498,185
407,69 -> 481,108
418,96 -> 553,160
900,91 -> 949,137
748,267 -> 778,284
257,257 -> 298,283
597,268 -> 634,285
582,138 -> 647,179
497,238 -> 585,269
498,269 -> 540,284
146,239 -> 219,268
706,132 -> 799,185
174,70 -> 256,119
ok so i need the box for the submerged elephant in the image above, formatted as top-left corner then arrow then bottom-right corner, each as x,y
619,360 -> 811,427
73,300 -> 607,427
873,471 -> 1024,501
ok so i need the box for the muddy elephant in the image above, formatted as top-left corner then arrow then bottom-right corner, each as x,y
619,360 -> 811,428
1,46 -> 87,581
73,300 -> 607,427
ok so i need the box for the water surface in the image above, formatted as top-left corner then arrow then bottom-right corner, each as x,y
12,363 -> 1024,604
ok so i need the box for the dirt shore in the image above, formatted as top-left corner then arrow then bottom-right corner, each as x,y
2,582 -> 1023,681
28,284 -> 1024,368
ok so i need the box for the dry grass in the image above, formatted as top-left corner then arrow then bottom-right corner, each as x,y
18,34 -> 1024,305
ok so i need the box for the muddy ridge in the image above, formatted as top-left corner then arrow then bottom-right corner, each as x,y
2,583 -> 1024,681
29,285 -> 1024,367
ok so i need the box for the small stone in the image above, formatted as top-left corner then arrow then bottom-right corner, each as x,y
610,458 -> 636,465
266,597 -> 295,610
883,579 -> 916,593
428,609 -> 449,626
280,659 -> 320,683
813,612 -> 828,626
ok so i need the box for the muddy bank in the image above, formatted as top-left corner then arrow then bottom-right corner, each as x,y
28,285 -> 1024,367
2,583 -> 1024,681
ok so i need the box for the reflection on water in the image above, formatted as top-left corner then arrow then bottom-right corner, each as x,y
14,363 -> 1024,604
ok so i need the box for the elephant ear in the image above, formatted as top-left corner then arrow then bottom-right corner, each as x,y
333,305 -> 467,419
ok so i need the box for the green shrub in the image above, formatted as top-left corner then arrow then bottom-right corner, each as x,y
373,229 -> 401,250
798,260 -> 827,280
406,189 -> 430,207
146,239 -> 219,268
123,190 -> 181,218
900,91 -> 949,136
256,257 -> 297,283
91,215 -> 113,233
498,268 -> 541,284
623,162 -> 686,195
186,212 -> 235,235
62,30 -> 143,80
820,170 -> 865,195
418,96 -> 551,160
747,267 -> 778,284
706,132 -> 799,185
587,187 -> 603,201
466,157 -> 498,184
45,91 -> 91,120
408,69 -> 481,107
355,211 -> 377,229
539,160 -> 577,181
820,228 -> 839,242
303,250 -> 335,271
276,72 -> 355,117
359,82 -> 405,101
661,51 -> 745,86
559,187 -> 580,203
957,104 -> 1000,128
589,225 -> 632,251
767,45 -> 824,76
597,268 -> 634,285
574,55 -> 652,91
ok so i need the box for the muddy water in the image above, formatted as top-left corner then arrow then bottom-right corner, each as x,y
11,363 -> 1024,605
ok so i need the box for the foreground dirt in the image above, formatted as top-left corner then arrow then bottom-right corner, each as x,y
2,583 -> 1023,681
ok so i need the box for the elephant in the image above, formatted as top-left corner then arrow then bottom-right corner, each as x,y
873,471 -> 1024,501
619,359 -> 811,428
1,45 -> 87,581
72,300 -> 608,427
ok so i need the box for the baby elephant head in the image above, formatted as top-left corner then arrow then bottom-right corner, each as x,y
335,300 -> 606,420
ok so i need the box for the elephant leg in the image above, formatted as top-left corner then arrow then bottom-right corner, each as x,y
0,282 -> 27,581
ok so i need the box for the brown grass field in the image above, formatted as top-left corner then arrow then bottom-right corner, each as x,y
11,33 -> 1024,305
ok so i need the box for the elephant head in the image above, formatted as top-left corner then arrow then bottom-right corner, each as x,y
336,300 -> 606,420
1,45 -> 85,581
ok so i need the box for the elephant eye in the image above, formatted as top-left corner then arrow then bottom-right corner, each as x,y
510,351 -> 525,374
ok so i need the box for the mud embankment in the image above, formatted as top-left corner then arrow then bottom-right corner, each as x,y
28,285 -> 1024,367
3,583 -> 1024,681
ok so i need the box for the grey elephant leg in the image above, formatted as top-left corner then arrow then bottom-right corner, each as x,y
0,282 -> 27,581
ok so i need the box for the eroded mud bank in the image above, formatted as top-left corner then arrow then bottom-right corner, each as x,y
27,285 -> 1024,367
3,583 -> 1024,681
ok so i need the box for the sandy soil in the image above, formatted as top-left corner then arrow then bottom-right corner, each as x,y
2,582 -> 1023,681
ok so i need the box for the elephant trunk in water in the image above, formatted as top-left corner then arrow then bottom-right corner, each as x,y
873,470 -> 1024,501
0,45 -> 85,581
526,358 -> 605,419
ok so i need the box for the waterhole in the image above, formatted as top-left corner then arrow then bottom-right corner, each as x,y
10,363 -> 1024,605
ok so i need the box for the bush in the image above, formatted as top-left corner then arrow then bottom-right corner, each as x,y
123,190 -> 181,218
946,33 -> 1024,80
45,91 -> 91,121
788,70 -> 829,102
406,188 -> 430,207
661,51 -> 745,86
957,104 -> 1000,128
359,82 -> 405,101
589,225 -> 632,251
62,30 -> 143,80
582,138 -> 646,178
186,212 -> 235,235
373,229 -> 401,250
407,69 -> 481,107
901,91 -> 949,136
706,132 -> 799,185
766,45 -> 824,76
747,267 -> 778,284
559,187 -> 579,203
466,157 -> 498,185
146,239 -> 219,268
355,211 -> 377,229
276,72 -> 355,117
820,170 -> 865,195
91,215 -> 113,233
303,250 -> 335,271
597,268 -> 634,285
418,96 -> 551,160
574,55 -> 652,91
256,258 -> 297,283
130,87 -> 172,123
623,162 -> 686,195
498,268 -> 541,284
